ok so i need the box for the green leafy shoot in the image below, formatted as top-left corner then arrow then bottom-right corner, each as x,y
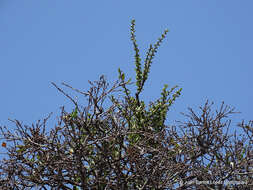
70,106 -> 78,119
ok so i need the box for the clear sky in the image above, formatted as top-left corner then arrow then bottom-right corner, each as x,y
0,0 -> 252,152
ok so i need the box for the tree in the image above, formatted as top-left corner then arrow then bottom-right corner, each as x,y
0,20 -> 252,189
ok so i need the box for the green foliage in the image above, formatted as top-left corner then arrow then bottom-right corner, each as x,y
130,19 -> 143,94
130,19 -> 170,96
70,106 -> 78,119
116,19 -> 182,144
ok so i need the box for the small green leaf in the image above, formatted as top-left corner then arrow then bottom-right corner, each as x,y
70,107 -> 78,119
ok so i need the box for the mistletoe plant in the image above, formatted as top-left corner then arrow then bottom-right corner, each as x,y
112,19 -> 182,146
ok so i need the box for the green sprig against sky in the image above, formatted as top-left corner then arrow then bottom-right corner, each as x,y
115,20 -> 182,142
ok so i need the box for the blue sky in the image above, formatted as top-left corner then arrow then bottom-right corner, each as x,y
0,0 -> 252,151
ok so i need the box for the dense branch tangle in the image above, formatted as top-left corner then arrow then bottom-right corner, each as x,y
0,20 -> 252,190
